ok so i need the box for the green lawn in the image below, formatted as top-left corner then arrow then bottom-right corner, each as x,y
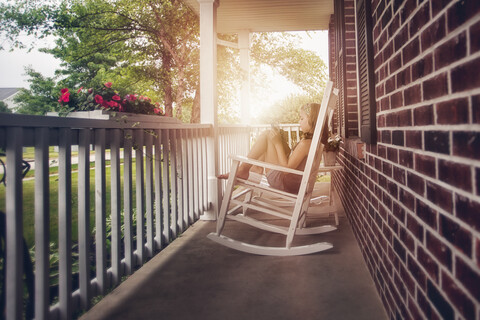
0,161 -> 139,248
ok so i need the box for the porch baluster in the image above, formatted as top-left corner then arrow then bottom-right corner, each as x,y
145,132 -> 154,259
58,128 -> 73,318
187,129 -> 195,222
34,127 -> 51,319
161,129 -> 171,244
177,129 -> 187,233
123,129 -> 133,275
154,129 -> 163,250
5,127 -> 24,319
134,129 -> 144,265
192,128 -> 200,221
110,129 -> 122,286
78,128 -> 91,310
95,129 -> 107,294
202,129 -> 209,212
169,130 -> 178,238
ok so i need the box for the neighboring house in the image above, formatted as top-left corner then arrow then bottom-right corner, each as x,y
0,87 -> 22,111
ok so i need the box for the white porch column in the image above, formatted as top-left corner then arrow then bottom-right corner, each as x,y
199,0 -> 219,220
238,30 -> 251,124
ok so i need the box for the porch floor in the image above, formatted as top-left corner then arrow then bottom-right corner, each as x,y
81,186 -> 387,320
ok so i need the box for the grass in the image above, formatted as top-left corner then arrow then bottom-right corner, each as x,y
22,160 -> 113,179
317,173 -> 331,183
0,159 -> 138,248
1,147 -> 78,162
22,147 -> 74,161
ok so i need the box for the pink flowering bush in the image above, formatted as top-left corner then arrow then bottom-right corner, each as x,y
57,82 -> 164,116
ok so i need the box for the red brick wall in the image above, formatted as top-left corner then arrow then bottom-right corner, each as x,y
344,0 -> 360,137
332,0 -> 480,319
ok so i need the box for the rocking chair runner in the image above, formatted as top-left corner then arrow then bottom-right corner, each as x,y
208,81 -> 339,256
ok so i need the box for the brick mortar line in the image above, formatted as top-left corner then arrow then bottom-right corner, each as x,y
374,51 -> 480,102
374,32 -> 480,87
340,153 -> 480,318
366,148 -> 480,230
352,156 -> 480,272
377,193 -> 479,311
374,140 -> 480,169
342,151 -> 480,258
389,268 -> 417,319
389,147 -> 477,166
414,248 -> 479,320
374,87 -> 480,116
377,124 -> 480,132
373,0 -> 480,66
376,12 -> 480,73
339,171 -> 419,319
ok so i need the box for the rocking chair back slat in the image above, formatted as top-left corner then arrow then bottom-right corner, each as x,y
286,81 -> 338,248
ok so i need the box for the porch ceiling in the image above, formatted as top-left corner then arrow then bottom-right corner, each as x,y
183,0 -> 334,33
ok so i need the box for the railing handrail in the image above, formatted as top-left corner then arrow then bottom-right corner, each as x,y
0,113 -> 211,129
218,123 -> 300,128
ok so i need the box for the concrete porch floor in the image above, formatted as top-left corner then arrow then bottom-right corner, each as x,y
81,187 -> 387,320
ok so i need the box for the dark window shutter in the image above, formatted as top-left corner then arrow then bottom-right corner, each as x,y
356,0 -> 376,144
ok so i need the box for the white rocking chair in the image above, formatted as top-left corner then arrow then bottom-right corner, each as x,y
208,81 -> 339,256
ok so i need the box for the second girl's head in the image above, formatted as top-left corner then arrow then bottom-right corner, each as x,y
299,103 -> 321,136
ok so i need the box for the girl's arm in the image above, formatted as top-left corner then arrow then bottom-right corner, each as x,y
286,140 -> 311,169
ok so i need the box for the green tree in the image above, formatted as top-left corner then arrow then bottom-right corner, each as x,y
215,32 -> 327,124
14,67 -> 58,115
251,32 -> 327,98
0,0 -> 200,118
0,101 -> 12,113
216,33 -> 241,124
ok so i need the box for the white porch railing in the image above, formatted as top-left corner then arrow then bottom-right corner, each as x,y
0,113 -> 211,319
0,114 -> 300,320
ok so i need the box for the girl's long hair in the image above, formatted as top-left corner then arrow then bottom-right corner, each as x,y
301,102 -> 321,139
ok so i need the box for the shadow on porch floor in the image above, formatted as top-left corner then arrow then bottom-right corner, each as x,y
81,189 -> 387,320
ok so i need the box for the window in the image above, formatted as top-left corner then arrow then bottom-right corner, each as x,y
356,0 -> 377,144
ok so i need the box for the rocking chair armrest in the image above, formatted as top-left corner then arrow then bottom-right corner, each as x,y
229,155 -> 304,176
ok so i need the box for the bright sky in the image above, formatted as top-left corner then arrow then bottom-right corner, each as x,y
0,35 -> 60,88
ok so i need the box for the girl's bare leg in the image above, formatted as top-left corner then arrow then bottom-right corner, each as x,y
218,130 -> 287,179
236,131 -> 271,178
250,154 -> 265,175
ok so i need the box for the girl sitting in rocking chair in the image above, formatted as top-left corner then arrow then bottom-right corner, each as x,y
218,102 -> 328,194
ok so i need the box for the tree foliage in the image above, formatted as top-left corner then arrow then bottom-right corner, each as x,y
0,0 -> 200,118
0,101 -> 12,113
215,32 -> 328,124
13,67 -> 58,115
251,32 -> 327,98
217,33 -> 241,123
249,32 -> 328,125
